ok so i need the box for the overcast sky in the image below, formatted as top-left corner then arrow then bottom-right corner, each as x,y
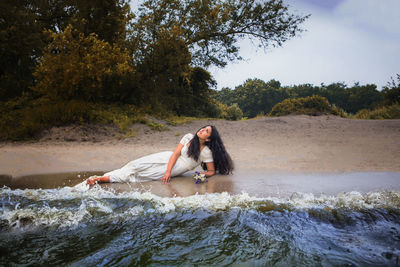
210,0 -> 400,90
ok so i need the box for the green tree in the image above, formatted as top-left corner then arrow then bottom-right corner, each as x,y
320,82 -> 350,111
347,83 -> 382,113
0,0 -> 132,101
186,67 -> 218,116
287,84 -> 322,98
34,0 -> 75,33
382,74 -> 400,105
234,79 -> 268,117
134,28 -> 218,117
130,0 -> 309,68
134,28 -> 192,110
0,1 -> 46,100
32,25 -> 135,102
69,0 -> 133,45
130,0 -> 309,115
33,0 -> 132,44
216,78 -> 288,117
214,87 -> 237,106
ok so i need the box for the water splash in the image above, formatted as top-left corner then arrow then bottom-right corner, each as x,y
1,186 -> 400,229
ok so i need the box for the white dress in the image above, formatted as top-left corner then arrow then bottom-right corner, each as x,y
105,133 -> 214,183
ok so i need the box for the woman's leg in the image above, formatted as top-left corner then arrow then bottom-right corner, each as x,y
86,175 -> 110,185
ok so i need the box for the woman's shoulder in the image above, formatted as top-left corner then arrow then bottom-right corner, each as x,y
200,146 -> 213,162
202,145 -> 211,154
184,133 -> 194,138
179,133 -> 194,145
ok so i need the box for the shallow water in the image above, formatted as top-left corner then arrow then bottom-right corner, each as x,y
1,182 -> 400,266
2,170 -> 400,197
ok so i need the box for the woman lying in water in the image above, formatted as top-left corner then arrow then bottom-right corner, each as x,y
85,125 -> 234,185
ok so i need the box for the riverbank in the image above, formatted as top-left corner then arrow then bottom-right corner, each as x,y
1,115 -> 399,178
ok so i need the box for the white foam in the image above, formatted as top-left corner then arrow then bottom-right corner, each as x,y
2,204 -> 90,229
72,181 -> 90,191
2,186 -> 400,208
1,186 -> 400,229
292,190 -> 400,209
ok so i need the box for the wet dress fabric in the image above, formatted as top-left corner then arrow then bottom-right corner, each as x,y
105,133 -> 213,183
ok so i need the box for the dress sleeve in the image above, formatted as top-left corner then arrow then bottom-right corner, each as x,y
179,133 -> 194,145
200,147 -> 214,163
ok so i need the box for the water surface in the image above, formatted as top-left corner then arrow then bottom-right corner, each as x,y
1,172 -> 400,266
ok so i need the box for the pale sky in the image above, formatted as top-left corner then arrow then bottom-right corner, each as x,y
211,0 -> 400,90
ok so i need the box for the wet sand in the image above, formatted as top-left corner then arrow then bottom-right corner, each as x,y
1,115 -> 399,196
2,170 -> 399,198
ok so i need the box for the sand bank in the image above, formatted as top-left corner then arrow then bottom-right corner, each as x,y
1,115 -> 399,176
1,115 -> 399,195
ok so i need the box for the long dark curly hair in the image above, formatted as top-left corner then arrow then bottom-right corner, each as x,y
187,125 -> 234,174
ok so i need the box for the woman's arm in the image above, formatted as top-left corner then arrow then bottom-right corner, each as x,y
161,143 -> 184,183
201,162 -> 216,177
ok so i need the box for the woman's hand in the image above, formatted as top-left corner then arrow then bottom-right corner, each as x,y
86,176 -> 100,186
161,171 -> 172,184
86,176 -> 110,185
162,143 -> 183,184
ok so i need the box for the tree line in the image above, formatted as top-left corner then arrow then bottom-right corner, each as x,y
1,0 -> 308,117
214,77 -> 400,118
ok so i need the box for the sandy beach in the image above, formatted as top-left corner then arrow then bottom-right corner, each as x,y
1,115 -> 400,196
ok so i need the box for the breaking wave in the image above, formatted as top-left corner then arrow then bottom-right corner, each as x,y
1,186 -> 399,266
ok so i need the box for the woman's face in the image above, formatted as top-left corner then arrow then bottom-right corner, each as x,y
197,126 -> 212,141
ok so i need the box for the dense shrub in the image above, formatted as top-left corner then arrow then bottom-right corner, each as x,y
217,102 -> 243,120
354,104 -> 400,119
0,96 -> 43,140
269,95 -> 339,116
0,97 -> 146,141
225,103 -> 243,120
